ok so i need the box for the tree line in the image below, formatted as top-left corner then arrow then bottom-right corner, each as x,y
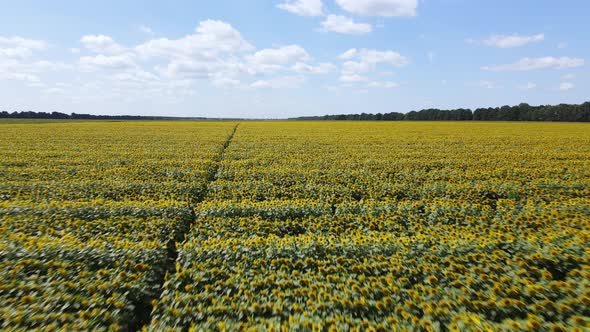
0,111 -> 206,120
292,102 -> 590,122
3,101 -> 590,122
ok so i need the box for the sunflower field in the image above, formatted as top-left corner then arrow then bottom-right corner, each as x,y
1,120 -> 589,331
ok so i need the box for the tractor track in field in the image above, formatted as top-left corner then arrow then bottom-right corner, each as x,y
132,123 -> 240,332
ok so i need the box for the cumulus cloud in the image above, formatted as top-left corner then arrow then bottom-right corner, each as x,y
29,60 -> 71,72
110,69 -> 159,85
561,73 -> 575,80
43,87 -> 66,95
246,45 -> 309,65
292,62 -> 335,74
559,82 -> 574,91
339,48 -> 358,59
339,74 -> 368,83
132,20 -> 258,84
1,72 -> 41,83
156,60 -> 223,79
320,15 -> 372,34
356,49 -> 408,67
0,36 -> 47,51
341,61 -> 372,75
277,0 -> 323,17
482,57 -> 584,71
79,53 -> 137,70
243,45 -> 310,75
81,35 -> 126,54
335,0 -> 417,17
0,36 -> 48,59
211,77 -> 241,88
0,58 -> 70,75
477,80 -> 500,89
0,36 -> 71,89
341,48 -> 408,74
136,20 -> 253,60
250,75 -> 305,89
478,33 -> 544,48
518,82 -> 537,90
339,49 -> 408,83
72,22 -> 322,92
5,19 -> 402,98
368,81 -> 399,88
139,25 -> 155,35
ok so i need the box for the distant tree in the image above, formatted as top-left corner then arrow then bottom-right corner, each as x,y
5,103 -> 590,122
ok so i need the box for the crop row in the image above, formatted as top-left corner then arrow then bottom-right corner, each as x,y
1,121 -> 589,331
0,121 -> 236,331
150,122 -> 590,331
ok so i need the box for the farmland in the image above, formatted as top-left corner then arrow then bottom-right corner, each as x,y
1,120 -> 589,331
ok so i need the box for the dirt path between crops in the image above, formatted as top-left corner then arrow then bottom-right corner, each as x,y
133,123 -> 240,331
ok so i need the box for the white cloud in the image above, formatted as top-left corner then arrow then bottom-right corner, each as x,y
342,60 -> 372,75
43,87 -> 66,95
211,77 -> 241,88
79,53 -> 137,70
0,19 -> 419,107
0,72 -> 41,83
136,20 -> 253,60
0,59 -> 72,73
0,36 -> 48,59
246,45 -> 309,65
559,82 -> 574,91
139,25 -> 155,35
477,80 -> 499,89
368,81 -> 399,88
356,49 -> 408,67
341,48 -> 408,76
561,73 -> 575,80
81,35 -> 126,54
250,80 -> 271,89
0,36 -> 47,51
320,15 -> 372,34
250,75 -> 305,89
482,57 -> 584,71
323,85 -> 340,92
517,82 -> 537,90
72,23 -> 326,94
0,48 -> 32,59
339,74 -> 368,83
0,56 -> 70,88
156,60 -> 222,78
339,49 -> 408,84
292,62 -> 335,74
481,33 -> 544,48
277,0 -> 323,17
110,69 -> 159,85
28,60 -> 71,72
339,48 -> 358,59
558,42 -> 568,49
72,71 -> 199,104
335,0 -> 417,17
244,45 -> 310,75
133,20 -> 255,82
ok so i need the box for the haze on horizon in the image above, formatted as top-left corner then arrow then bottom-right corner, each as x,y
0,0 -> 588,119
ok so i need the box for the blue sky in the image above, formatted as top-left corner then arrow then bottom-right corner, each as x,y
0,0 -> 588,118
